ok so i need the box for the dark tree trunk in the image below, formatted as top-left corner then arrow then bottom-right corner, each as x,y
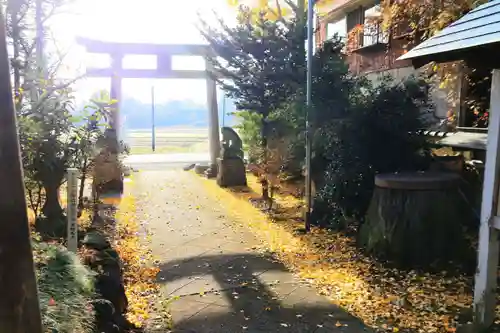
260,118 -> 269,201
36,173 -> 66,238
41,176 -> 64,221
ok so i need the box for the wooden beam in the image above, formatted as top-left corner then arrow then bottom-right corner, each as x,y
473,68 -> 500,330
76,36 -> 210,56
0,9 -> 43,332
84,67 -> 209,79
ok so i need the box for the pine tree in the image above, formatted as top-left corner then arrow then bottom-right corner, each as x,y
198,6 -> 305,200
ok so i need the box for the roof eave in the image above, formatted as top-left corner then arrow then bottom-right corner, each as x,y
398,43 -> 500,69
319,0 -> 370,22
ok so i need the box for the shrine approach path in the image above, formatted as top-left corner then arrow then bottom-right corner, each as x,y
132,169 -> 372,333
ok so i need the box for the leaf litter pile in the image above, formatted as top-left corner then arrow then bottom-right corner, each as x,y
114,178 -> 169,329
199,173 -> 500,333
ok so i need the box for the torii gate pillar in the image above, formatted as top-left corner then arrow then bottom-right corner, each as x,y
110,55 -> 122,132
107,55 -> 122,152
77,37 -> 221,177
205,60 -> 220,177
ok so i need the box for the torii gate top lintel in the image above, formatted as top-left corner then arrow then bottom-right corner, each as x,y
76,36 -> 213,79
76,36 -> 210,56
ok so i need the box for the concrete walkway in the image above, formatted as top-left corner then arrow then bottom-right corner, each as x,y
134,170 -> 372,333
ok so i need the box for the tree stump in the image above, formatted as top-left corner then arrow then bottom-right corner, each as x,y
358,172 -> 469,267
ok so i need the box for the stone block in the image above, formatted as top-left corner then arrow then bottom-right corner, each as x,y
216,158 -> 247,187
194,163 -> 210,175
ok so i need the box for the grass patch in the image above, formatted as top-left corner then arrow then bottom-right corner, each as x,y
130,145 -> 191,155
198,173 -> 483,333
114,176 -> 171,329
127,128 -> 207,138
34,240 -> 96,333
129,141 -> 209,155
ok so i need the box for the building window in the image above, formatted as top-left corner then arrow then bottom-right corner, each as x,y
347,6 -> 364,32
327,17 -> 347,41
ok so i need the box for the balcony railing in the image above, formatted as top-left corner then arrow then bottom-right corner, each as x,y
362,23 -> 389,47
347,22 -> 389,52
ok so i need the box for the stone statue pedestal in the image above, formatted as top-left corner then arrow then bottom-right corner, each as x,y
216,158 -> 247,187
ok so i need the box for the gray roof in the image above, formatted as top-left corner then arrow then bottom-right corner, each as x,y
399,0 -> 500,62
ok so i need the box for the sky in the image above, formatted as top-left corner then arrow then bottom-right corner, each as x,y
48,0 -> 238,105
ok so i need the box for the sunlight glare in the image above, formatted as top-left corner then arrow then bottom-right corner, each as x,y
122,55 -> 157,70
50,0 -> 236,104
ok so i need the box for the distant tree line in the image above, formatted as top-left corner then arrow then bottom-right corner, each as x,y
86,97 -> 240,130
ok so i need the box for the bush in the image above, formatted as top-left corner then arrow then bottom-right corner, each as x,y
315,77 -> 432,228
270,38 -> 361,179
235,111 -> 264,164
33,241 -> 96,333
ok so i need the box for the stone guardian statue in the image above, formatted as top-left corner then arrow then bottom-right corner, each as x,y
217,127 -> 247,187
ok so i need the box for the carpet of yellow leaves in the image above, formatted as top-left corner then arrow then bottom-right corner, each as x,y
199,173 -> 489,333
114,178 -> 163,329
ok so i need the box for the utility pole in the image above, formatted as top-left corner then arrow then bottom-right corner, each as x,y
151,85 -> 156,152
0,8 -> 44,333
222,93 -> 226,127
304,0 -> 314,232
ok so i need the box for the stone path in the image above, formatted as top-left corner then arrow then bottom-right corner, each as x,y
134,170 -> 372,333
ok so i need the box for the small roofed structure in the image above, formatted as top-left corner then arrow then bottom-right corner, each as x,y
399,1 -> 500,69
399,0 -> 500,330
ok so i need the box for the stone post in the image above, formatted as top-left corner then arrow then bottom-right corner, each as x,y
66,168 -> 78,252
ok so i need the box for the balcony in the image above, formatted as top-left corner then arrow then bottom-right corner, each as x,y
348,22 -> 389,53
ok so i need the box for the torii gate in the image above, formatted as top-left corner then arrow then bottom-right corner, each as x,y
76,37 -> 221,177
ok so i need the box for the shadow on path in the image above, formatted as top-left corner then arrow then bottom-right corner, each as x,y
154,253 -> 373,333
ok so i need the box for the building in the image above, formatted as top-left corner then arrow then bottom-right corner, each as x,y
315,0 -> 465,127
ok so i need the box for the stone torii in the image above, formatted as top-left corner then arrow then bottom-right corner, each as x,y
76,37 -> 221,177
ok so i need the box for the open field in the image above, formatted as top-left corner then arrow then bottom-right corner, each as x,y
125,127 -> 209,155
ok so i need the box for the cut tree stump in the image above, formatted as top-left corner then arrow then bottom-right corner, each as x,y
359,171 -> 471,267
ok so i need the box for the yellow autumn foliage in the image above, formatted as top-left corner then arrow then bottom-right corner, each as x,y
114,179 -> 162,329
200,173 -> 492,333
226,0 -> 337,17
